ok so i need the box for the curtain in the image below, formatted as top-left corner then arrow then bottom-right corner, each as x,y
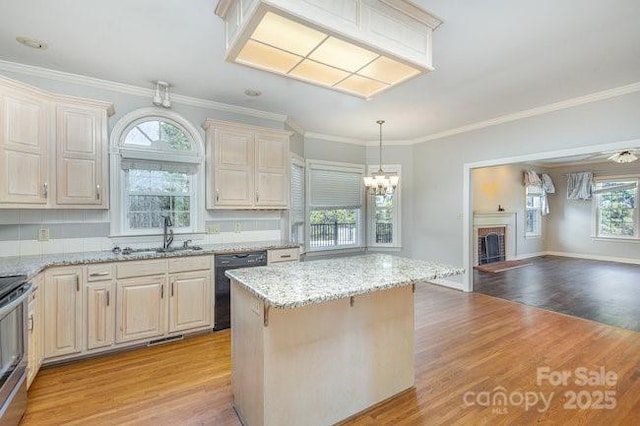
566,172 -> 593,200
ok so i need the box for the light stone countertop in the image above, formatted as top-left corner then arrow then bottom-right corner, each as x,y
226,254 -> 465,309
0,240 -> 299,279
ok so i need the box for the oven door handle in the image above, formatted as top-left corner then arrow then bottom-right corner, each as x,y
0,284 -> 32,319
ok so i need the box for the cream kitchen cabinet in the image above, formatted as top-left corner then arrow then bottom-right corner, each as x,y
0,84 -> 49,205
43,266 -> 84,358
204,119 -> 290,209
86,264 -> 115,350
0,74 -> 113,209
27,273 -> 44,389
56,102 -> 109,206
115,275 -> 166,344
267,247 -> 300,265
168,270 -> 212,333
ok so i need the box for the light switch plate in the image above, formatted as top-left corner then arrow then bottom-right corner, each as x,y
38,228 -> 49,241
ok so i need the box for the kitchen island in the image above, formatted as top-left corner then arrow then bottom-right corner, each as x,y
226,254 -> 464,426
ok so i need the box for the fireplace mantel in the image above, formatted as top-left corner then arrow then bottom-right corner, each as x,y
473,212 -> 517,265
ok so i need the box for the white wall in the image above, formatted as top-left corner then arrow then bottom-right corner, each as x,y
411,90 -> 640,284
546,160 -> 640,261
472,164 -> 548,257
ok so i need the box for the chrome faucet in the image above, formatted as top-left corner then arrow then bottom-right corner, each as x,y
162,214 -> 174,249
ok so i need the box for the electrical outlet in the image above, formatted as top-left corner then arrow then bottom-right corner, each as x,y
206,224 -> 220,234
234,223 -> 242,233
38,228 -> 49,241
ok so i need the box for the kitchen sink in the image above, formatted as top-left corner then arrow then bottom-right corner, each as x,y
119,246 -> 203,255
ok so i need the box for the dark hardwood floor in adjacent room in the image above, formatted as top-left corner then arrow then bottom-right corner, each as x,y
22,284 -> 640,425
474,255 -> 640,331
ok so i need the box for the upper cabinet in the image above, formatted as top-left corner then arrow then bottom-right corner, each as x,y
203,119 -> 290,209
0,85 -> 49,205
0,75 -> 113,209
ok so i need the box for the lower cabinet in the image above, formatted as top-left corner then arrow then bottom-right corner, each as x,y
27,273 -> 44,389
169,270 -> 212,333
43,266 -> 83,358
37,256 -> 214,369
86,280 -> 115,350
116,275 -> 167,344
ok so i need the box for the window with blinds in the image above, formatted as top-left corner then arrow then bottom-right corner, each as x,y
306,160 -> 364,251
290,159 -> 305,245
119,116 -> 201,234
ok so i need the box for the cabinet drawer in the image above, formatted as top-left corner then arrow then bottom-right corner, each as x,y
268,248 -> 299,264
168,255 -> 212,273
87,264 -> 114,281
117,259 -> 167,279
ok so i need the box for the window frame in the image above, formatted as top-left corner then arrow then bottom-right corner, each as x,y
305,159 -> 365,253
593,175 -> 639,240
109,108 -> 205,238
366,164 -> 402,249
525,185 -> 542,238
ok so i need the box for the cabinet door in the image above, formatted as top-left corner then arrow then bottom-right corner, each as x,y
56,104 -> 107,206
212,128 -> 254,207
86,281 -> 115,350
255,133 -> 289,208
168,270 -> 212,333
44,267 -> 83,358
116,275 -> 166,343
0,88 -> 49,205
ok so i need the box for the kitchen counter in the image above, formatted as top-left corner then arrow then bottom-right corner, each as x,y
228,254 -> 464,426
0,240 -> 298,278
226,253 -> 463,309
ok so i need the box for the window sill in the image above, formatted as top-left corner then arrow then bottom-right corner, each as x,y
304,247 -> 366,259
110,231 -> 205,245
367,246 -> 402,252
591,236 -> 640,243
525,234 -> 542,240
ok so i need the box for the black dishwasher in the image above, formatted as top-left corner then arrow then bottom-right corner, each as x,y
214,251 -> 267,330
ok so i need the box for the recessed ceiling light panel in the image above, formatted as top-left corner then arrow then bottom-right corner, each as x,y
16,36 -> 48,50
215,0 -> 441,98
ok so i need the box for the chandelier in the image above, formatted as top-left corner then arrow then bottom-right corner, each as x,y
363,120 -> 399,195
608,150 -> 638,163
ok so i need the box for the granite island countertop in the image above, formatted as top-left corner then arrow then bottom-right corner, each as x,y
226,254 -> 464,309
0,240 -> 299,278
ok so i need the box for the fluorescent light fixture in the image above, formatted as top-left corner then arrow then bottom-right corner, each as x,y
215,0 -> 441,98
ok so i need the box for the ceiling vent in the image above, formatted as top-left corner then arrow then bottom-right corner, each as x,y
215,0 -> 441,99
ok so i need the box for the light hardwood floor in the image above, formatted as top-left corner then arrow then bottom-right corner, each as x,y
22,284 -> 640,425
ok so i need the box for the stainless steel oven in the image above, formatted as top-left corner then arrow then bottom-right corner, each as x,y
0,275 -> 31,426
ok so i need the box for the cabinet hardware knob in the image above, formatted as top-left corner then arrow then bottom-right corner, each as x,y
90,272 -> 109,277
256,191 -> 259,202
171,281 -> 174,297
43,183 -> 48,199
106,290 -> 110,306
216,189 -> 220,202
28,315 -> 34,331
96,184 -> 100,200
76,275 -> 80,292
161,285 -> 164,299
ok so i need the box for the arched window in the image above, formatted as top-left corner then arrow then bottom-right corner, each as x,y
110,108 -> 204,236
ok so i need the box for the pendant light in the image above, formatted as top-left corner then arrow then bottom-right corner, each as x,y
608,150 -> 638,163
363,120 -> 399,195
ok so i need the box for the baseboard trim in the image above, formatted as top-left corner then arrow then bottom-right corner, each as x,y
427,278 -> 464,291
514,252 -> 547,260
545,251 -> 640,265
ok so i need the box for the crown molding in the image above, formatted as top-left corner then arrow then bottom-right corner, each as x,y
305,132 -> 366,145
409,81 -> 640,145
284,118 -> 305,135
0,59 -> 287,123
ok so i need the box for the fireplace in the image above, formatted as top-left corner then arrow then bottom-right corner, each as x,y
473,212 -> 517,266
477,227 -> 506,264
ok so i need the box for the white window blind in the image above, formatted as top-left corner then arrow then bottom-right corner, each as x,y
308,164 -> 364,209
291,162 -> 305,223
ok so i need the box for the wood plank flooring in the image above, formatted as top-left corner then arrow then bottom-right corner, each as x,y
474,255 -> 640,331
22,284 -> 640,425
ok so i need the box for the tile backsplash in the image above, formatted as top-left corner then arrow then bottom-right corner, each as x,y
0,210 -> 284,258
